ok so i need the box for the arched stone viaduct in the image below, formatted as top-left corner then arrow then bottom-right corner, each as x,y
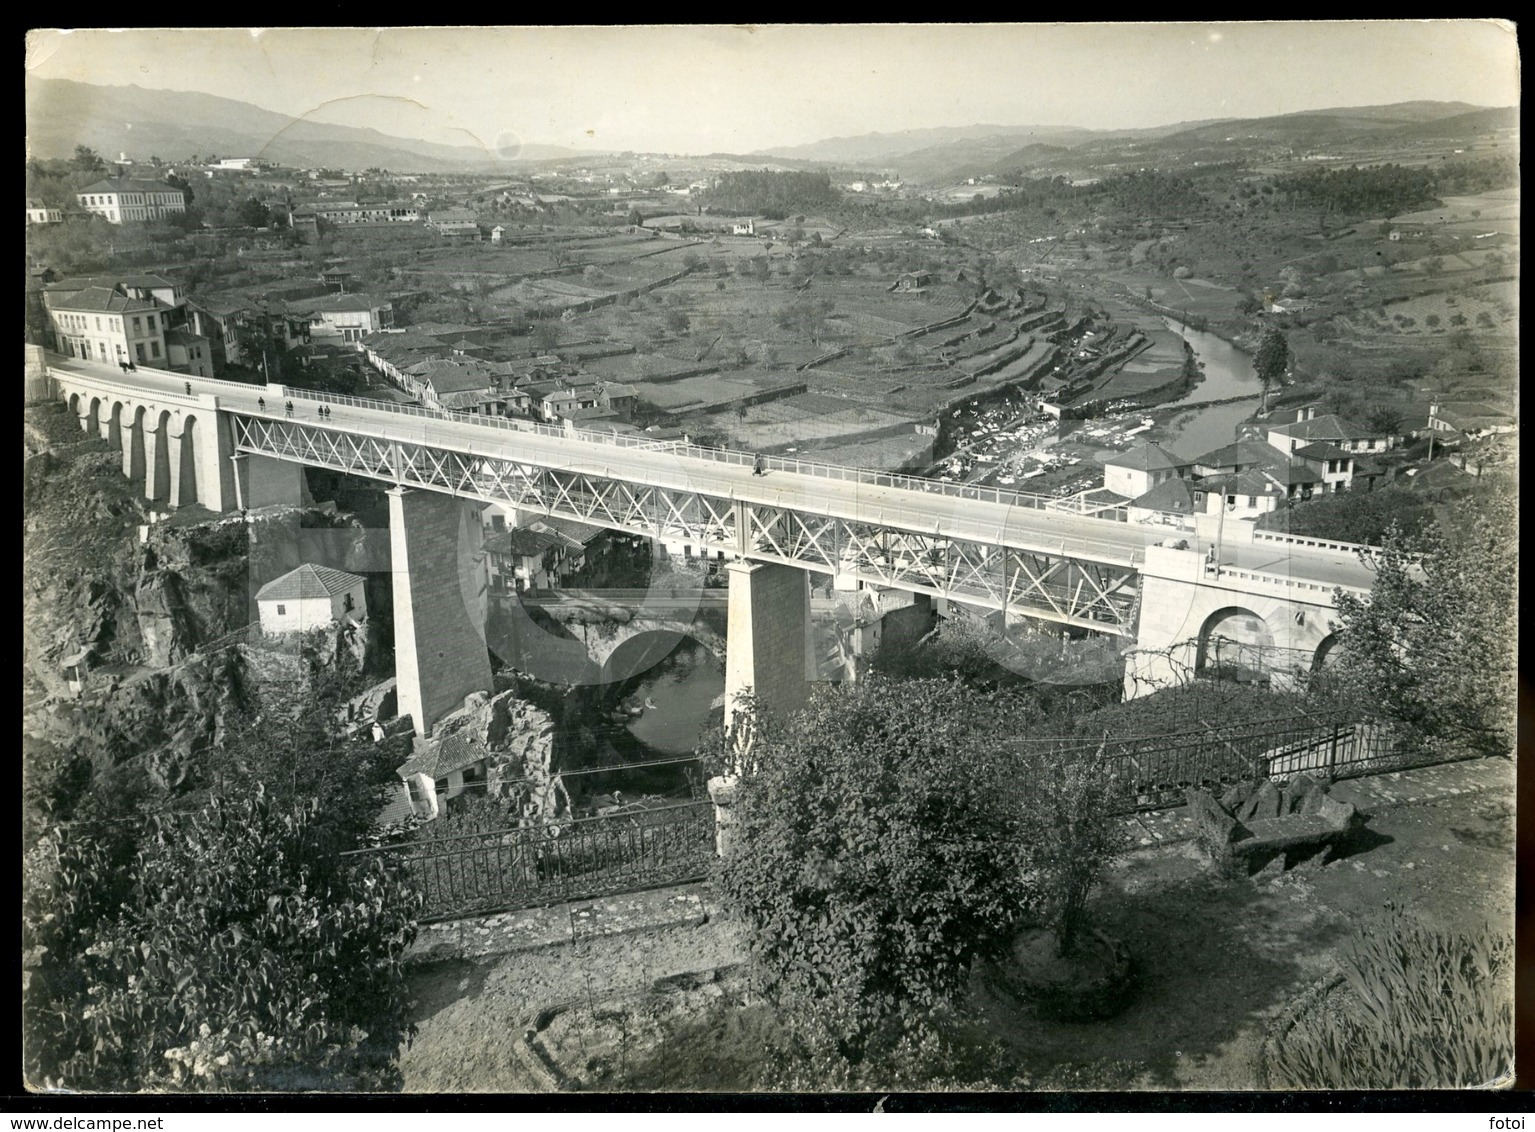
57,375 -> 239,512
1122,538 -> 1368,698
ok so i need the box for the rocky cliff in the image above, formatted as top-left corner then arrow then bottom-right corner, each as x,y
24,402 -> 391,694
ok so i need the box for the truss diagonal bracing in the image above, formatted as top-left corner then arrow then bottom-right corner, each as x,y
232,417 -> 1139,634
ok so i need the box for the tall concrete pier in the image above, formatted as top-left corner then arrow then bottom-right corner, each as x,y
389,487 -> 493,736
723,560 -> 816,730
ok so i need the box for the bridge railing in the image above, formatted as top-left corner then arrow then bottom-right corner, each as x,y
275,385 -> 1078,515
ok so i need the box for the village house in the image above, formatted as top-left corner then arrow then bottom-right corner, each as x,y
407,357 -> 517,414
26,198 -> 64,225
392,733 -> 489,821
254,564 -> 367,635
427,208 -> 480,236
1194,469 -> 1284,521
301,201 -> 420,225
1102,441 -> 1191,499
163,327 -> 214,378
292,293 -> 395,345
75,177 -> 187,224
290,208 -> 320,242
1289,442 -> 1355,494
482,522 -> 588,597
1270,406 -> 1399,454
1421,401 -> 1518,443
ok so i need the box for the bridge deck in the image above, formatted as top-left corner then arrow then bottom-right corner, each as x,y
48,358 -> 1379,597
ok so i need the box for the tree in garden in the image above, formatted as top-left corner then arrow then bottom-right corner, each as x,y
1328,495 -> 1517,758
712,677 -> 1043,1064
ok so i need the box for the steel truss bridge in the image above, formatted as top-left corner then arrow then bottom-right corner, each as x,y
231,403 -> 1148,635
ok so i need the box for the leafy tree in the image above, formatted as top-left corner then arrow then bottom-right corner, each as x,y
712,677 -> 1042,1064
1328,495 -> 1517,758
229,197 -> 272,229
73,145 -> 106,175
774,296 -> 836,346
1254,328 -> 1289,387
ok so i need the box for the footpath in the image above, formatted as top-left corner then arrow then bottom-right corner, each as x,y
404,755 -> 1511,966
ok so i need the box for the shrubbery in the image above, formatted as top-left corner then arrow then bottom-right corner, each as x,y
713,676 -> 1127,1076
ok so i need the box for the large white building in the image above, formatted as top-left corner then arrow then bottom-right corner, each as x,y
76,177 -> 188,224
46,286 -> 171,367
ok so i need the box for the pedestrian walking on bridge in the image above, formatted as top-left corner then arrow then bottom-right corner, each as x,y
752,453 -> 766,477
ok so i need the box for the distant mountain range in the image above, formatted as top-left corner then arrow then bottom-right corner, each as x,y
25,79 -> 1514,184
25,78 -> 591,171
754,102 -> 1513,184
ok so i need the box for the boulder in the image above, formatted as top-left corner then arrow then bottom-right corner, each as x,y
1220,782 -> 1252,812
1285,773 -> 1327,815
1187,787 -> 1240,854
1236,778 -> 1283,823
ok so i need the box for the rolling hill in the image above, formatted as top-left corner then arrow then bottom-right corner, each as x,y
755,102 -> 1509,185
24,77 -> 589,171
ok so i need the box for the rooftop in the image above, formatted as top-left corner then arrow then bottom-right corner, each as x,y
1129,476 -> 1197,513
46,286 -> 163,315
1104,441 -> 1184,472
79,177 -> 185,196
254,563 -> 366,602
1293,441 -> 1355,462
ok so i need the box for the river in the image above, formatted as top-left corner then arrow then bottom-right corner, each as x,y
619,639 -> 724,756
1156,318 -> 1264,458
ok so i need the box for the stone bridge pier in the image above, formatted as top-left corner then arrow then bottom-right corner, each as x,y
724,561 -> 817,731
389,487 -> 494,737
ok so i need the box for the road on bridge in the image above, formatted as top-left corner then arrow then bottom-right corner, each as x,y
49,357 -> 1378,594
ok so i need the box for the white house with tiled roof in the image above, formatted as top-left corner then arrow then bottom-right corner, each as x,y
26,198 -> 63,225
289,293 -> 394,345
255,564 -> 367,634
1264,408 -> 1398,458
1102,441 -> 1190,499
76,177 -> 187,223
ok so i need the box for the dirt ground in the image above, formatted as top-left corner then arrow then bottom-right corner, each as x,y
398,782 -> 1514,1094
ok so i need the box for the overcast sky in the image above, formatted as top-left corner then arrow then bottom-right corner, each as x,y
26,23 -> 1521,156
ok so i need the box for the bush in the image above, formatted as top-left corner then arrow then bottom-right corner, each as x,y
22,791 -> 420,1091
713,677 -> 1040,1063
1271,915 -> 1512,1088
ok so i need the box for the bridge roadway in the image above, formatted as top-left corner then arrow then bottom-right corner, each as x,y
47,358 -> 1378,597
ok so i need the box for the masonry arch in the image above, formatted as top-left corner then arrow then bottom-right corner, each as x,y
148,409 -> 173,503
67,391 -> 82,425
1195,605 -> 1275,684
127,404 -> 148,484
107,400 -> 125,450
602,627 -> 695,684
1311,632 -> 1348,673
176,414 -> 201,507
